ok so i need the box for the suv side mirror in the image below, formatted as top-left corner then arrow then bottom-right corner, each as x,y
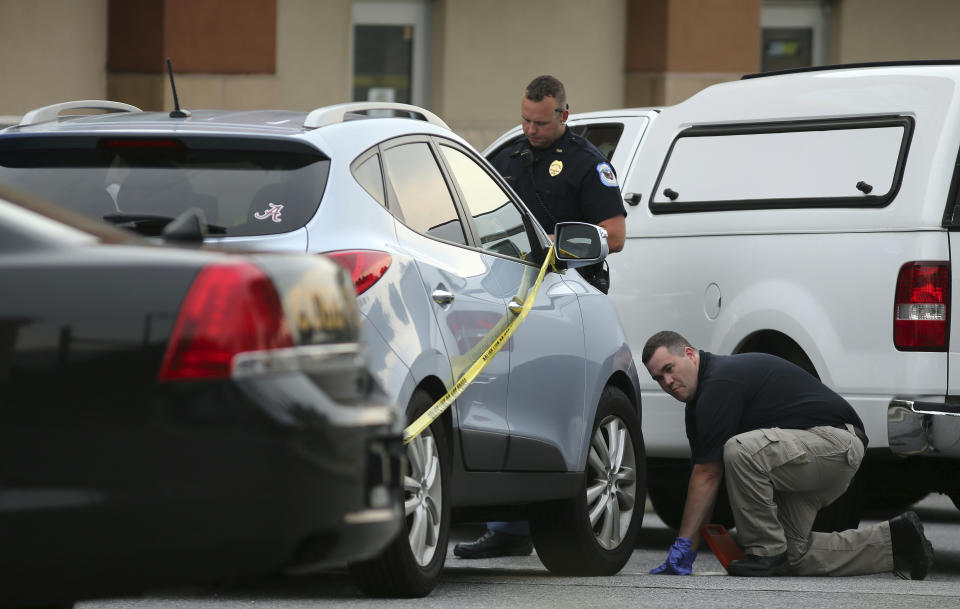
554,221 -> 609,268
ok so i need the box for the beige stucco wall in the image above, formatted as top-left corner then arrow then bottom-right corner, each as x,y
432,0 -> 627,150
832,0 -> 960,62
109,73 -> 288,112
9,0 -> 960,133
626,72 -> 746,108
0,0 -> 625,143
0,0 -> 108,123
275,0 -> 353,110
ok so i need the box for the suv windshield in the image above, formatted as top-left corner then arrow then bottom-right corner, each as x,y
0,136 -> 329,237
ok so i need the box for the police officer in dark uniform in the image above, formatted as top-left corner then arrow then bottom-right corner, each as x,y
452,75 -> 627,561
490,74 -> 626,293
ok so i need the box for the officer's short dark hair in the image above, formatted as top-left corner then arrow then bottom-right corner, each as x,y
525,75 -> 567,110
642,331 -> 692,365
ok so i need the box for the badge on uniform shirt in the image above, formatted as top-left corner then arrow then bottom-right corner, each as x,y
549,160 -> 563,177
597,162 -> 618,187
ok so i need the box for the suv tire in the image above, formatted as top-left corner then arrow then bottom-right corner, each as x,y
530,386 -> 645,575
349,389 -> 450,597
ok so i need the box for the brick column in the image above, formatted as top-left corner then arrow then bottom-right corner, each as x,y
107,0 -> 277,110
625,0 -> 762,106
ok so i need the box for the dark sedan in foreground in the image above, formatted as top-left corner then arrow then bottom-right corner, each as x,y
0,185 -> 402,608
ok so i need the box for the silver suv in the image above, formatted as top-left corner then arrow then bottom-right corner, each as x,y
0,100 -> 645,596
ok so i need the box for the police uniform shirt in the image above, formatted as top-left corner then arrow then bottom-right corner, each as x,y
490,128 -> 626,233
684,352 -> 865,464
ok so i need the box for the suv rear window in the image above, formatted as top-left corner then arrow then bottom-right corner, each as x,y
0,136 -> 329,237
650,116 -> 913,212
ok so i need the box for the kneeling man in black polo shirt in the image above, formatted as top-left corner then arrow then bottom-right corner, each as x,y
642,330 -> 934,578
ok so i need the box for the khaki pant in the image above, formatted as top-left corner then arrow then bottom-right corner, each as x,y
723,425 -> 893,576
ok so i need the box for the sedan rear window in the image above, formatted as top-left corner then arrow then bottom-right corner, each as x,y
0,136 -> 329,237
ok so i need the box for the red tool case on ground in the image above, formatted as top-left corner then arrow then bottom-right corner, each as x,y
699,524 -> 744,571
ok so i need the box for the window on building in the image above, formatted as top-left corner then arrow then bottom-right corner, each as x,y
353,25 -> 413,103
762,27 -> 813,72
761,0 -> 830,71
352,1 -> 430,106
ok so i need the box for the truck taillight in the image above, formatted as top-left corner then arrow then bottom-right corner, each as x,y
159,262 -> 293,380
894,262 -> 949,351
325,250 -> 392,295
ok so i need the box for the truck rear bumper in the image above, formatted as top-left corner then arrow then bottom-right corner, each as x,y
888,399 -> 960,457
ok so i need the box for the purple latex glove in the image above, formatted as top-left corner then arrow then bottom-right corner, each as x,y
650,537 -> 697,575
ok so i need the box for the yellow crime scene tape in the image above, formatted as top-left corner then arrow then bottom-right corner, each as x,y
403,245 -> 558,444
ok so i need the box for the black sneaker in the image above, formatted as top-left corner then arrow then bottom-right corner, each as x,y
889,511 -> 935,580
727,552 -> 788,577
453,529 -> 533,559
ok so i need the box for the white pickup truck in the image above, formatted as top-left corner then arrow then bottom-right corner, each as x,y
486,61 -> 960,530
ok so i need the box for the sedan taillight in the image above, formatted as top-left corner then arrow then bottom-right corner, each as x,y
159,261 -> 293,380
325,250 -> 392,295
894,262 -> 949,351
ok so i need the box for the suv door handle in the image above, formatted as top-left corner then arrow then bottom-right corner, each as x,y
432,289 -> 454,305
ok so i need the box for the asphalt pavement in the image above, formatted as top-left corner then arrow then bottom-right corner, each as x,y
80,493 -> 960,609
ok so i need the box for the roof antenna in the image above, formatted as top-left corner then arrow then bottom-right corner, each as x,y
166,58 -> 191,119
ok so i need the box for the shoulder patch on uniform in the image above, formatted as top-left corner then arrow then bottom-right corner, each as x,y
596,162 -> 618,187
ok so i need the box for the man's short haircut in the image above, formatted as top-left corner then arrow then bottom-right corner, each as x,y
525,75 -> 567,110
641,330 -> 692,365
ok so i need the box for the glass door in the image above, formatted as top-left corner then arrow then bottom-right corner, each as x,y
352,1 -> 430,107
761,0 -> 831,71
